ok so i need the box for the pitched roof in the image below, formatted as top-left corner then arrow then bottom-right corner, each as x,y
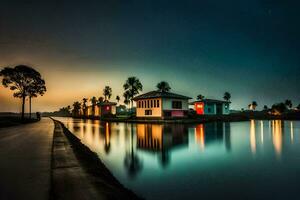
133,91 -> 192,100
191,99 -> 230,104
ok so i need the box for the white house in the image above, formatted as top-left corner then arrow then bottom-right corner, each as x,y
133,91 -> 191,118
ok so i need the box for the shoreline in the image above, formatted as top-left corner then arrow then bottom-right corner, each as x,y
51,118 -> 142,200
67,112 -> 300,124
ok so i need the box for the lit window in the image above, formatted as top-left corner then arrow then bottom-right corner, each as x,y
145,110 -> 152,115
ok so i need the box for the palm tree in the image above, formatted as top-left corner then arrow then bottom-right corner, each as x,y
252,101 -> 258,110
103,86 -> 112,101
0,65 -> 46,120
90,96 -> 97,116
285,99 -> 292,109
116,95 -> 120,103
72,101 -> 81,116
156,81 -> 171,92
223,92 -> 231,102
197,94 -> 205,101
263,105 -> 269,111
123,77 -> 143,111
82,98 -> 88,116
123,91 -> 130,107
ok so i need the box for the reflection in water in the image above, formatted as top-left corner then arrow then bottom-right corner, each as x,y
137,124 -> 188,167
291,121 -> 294,143
250,120 -> 256,154
252,120 -> 285,157
104,122 -> 111,154
125,124 -> 142,178
195,124 -> 205,150
260,121 -> 264,144
194,122 -> 231,152
56,117 -> 300,200
272,120 -> 283,157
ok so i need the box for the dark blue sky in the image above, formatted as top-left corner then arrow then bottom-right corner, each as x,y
0,0 -> 300,111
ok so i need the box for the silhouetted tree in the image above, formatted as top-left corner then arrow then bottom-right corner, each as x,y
197,94 -> 205,101
285,99 -> 292,109
123,77 -> 143,111
0,65 -> 46,120
90,96 -> 97,115
156,81 -> 171,92
98,96 -> 104,104
223,92 -> 231,102
27,77 -> 46,118
297,104 -> 300,110
72,101 -> 81,116
123,91 -> 130,107
272,103 -> 287,114
252,101 -> 258,110
82,98 -> 88,116
103,86 -> 112,101
263,105 -> 269,111
116,95 -> 120,103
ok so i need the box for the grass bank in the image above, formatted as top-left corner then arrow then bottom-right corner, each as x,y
0,116 -> 38,128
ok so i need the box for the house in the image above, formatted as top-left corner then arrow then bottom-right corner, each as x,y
133,91 -> 191,118
191,99 -> 230,115
82,101 -> 117,117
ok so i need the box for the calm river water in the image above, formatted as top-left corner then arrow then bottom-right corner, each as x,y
55,117 -> 300,200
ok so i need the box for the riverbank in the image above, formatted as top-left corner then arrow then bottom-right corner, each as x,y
51,119 -> 142,200
0,116 -> 38,128
71,111 -> 300,124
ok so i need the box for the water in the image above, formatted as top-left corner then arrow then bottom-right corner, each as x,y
55,117 -> 300,200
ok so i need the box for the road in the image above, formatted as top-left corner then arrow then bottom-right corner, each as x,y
0,118 -> 53,200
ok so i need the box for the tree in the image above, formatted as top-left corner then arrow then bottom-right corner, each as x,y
98,96 -> 104,104
82,98 -> 88,116
297,104 -> 300,110
103,86 -> 112,101
285,99 -> 292,109
72,101 -> 81,116
123,91 -> 130,107
272,103 -> 287,114
197,94 -> 205,101
252,101 -> 258,110
116,95 -> 120,103
123,77 -> 143,111
27,77 -> 46,118
90,96 -> 97,116
263,105 -> 269,111
156,81 -> 171,92
0,65 -> 46,120
223,92 -> 231,102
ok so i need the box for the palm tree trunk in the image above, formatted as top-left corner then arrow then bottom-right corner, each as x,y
21,95 -> 25,121
29,96 -> 32,119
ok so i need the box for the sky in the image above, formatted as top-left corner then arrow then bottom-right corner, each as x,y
0,0 -> 300,112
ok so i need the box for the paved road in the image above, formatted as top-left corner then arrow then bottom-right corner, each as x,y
0,118 -> 54,200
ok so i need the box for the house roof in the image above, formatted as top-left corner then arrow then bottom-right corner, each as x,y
133,91 -> 192,101
190,99 -> 230,104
